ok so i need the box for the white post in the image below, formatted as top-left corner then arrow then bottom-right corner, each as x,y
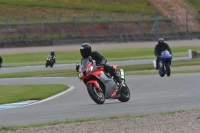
188,49 -> 192,59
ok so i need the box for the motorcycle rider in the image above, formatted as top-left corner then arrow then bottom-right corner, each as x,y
50,50 -> 56,63
80,43 -> 122,85
154,38 -> 172,69
0,56 -> 2,67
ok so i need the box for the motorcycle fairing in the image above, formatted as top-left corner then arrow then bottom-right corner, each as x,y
112,65 -> 118,70
159,50 -> 172,66
84,71 -> 117,99
86,80 -> 100,89
159,51 -> 172,74
99,71 -> 117,98
160,50 -> 172,59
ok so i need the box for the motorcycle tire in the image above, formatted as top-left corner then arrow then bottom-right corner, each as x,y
87,83 -> 105,104
118,83 -> 130,102
159,71 -> 165,77
166,64 -> 171,77
45,63 -> 48,68
50,63 -> 54,67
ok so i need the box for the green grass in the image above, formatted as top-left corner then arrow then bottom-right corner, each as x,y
0,0 -> 160,23
1,46 -> 200,67
0,0 -> 158,16
187,0 -> 200,9
1,59 -> 200,78
0,84 -> 69,104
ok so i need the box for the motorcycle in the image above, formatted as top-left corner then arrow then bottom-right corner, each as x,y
153,50 -> 172,77
0,56 -> 2,68
76,57 -> 130,104
46,55 -> 54,68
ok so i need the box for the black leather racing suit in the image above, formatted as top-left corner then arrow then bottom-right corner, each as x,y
154,43 -> 172,68
0,56 -> 2,67
82,51 -> 121,83
50,53 -> 56,63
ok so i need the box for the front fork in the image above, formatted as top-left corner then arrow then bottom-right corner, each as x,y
159,61 -> 165,73
159,61 -> 171,74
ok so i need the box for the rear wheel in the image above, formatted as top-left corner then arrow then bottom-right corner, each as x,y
118,83 -> 130,102
87,83 -> 105,104
166,64 -> 171,77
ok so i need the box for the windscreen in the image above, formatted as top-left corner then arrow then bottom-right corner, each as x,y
161,50 -> 172,58
47,55 -> 52,58
161,51 -> 170,55
81,58 -> 90,71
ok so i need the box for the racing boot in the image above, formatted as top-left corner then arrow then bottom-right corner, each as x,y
155,60 -> 159,70
113,72 -> 123,86
155,64 -> 159,70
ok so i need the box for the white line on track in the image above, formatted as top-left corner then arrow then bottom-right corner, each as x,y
0,86 -> 74,111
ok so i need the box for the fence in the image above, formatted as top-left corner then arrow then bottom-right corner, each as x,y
0,11 -> 200,45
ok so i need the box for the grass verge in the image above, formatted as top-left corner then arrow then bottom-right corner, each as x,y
0,59 -> 200,78
0,0 -> 158,20
0,84 -> 69,104
1,46 -> 200,67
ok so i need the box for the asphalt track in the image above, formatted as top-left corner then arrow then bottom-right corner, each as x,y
0,56 -> 200,127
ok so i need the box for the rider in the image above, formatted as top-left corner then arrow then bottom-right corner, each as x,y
80,43 -> 122,85
0,56 -> 2,67
50,50 -> 56,63
154,38 -> 172,69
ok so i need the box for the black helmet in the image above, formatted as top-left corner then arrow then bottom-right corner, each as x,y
158,38 -> 164,45
80,43 -> 91,58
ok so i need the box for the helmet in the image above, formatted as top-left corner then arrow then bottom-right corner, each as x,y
158,38 -> 164,45
80,43 -> 91,58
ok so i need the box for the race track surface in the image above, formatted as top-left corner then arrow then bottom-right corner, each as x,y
0,73 -> 200,126
0,40 -> 199,127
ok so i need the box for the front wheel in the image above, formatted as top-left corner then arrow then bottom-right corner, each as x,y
87,83 -> 105,104
118,83 -> 130,102
159,71 -> 165,77
159,62 -> 165,77
45,62 -> 48,67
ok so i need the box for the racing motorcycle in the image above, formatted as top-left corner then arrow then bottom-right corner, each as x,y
153,50 -> 172,77
76,57 -> 130,104
46,55 -> 54,67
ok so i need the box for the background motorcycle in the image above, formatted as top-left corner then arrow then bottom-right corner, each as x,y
153,50 -> 172,77
46,55 -> 54,68
76,57 -> 130,104
0,56 -> 2,68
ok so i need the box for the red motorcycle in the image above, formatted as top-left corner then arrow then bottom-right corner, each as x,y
76,57 -> 130,104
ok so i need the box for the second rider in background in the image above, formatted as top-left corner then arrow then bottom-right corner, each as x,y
154,38 -> 172,69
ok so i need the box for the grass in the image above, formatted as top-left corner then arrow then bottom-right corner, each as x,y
0,84 -> 69,104
187,0 -> 200,9
1,59 -> 200,78
0,0 -> 168,40
0,1 -> 166,40
1,46 -> 200,67
0,1 -> 158,25
0,0 -> 158,20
